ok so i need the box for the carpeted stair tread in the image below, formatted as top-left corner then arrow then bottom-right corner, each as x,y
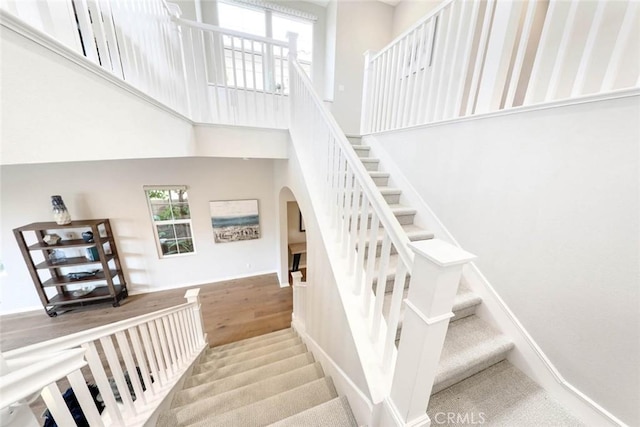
205,331 -> 298,359
181,352 -> 315,391
428,361 -> 585,426
202,336 -> 302,365
208,328 -> 294,353
184,377 -> 338,427
160,364 -> 326,425
268,396 -> 357,427
432,315 -> 514,394
193,342 -> 307,375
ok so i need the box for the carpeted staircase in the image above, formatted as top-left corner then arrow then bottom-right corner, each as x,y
348,135 -> 584,426
156,328 -> 358,427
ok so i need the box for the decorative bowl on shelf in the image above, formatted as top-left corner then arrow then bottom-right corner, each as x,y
72,285 -> 96,297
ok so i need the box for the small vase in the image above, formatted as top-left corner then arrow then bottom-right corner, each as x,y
51,195 -> 71,225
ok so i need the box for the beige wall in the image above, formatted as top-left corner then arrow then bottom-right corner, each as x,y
330,0 -> 394,135
1,158 -> 282,314
391,0 -> 441,38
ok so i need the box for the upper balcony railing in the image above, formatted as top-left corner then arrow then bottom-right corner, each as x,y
360,0 -> 640,134
1,0 -> 291,128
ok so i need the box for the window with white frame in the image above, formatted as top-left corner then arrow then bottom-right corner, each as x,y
217,0 -> 314,91
144,186 -> 195,257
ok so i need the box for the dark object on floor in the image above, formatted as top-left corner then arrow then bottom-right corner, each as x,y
42,383 -> 103,427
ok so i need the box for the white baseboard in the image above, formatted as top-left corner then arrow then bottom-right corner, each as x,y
292,323 -> 375,427
364,135 -> 625,427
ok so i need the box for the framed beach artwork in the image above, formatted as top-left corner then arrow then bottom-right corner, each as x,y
210,199 -> 260,243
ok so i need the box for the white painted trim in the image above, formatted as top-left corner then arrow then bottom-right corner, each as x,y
292,324 -> 375,427
363,88 -> 640,137
0,9 -> 192,124
383,398 -> 431,427
404,301 -> 454,326
279,281 -> 290,288
363,134 -> 627,427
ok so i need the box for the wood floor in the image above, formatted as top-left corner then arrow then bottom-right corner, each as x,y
0,273 -> 292,351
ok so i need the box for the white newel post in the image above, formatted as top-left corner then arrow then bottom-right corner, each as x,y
360,50 -> 377,136
185,289 -> 206,346
291,271 -> 307,332
385,239 -> 476,427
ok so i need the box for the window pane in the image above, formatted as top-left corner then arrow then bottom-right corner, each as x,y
161,239 -> 179,256
157,224 -> 176,240
174,224 -> 192,238
151,203 -> 172,221
218,2 -> 266,37
176,238 -> 194,254
170,189 -> 188,202
173,203 -> 191,219
147,190 -> 170,200
272,14 -> 313,64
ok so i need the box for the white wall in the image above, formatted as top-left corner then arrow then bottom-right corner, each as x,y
372,94 -> 640,426
391,0 -> 440,38
274,137 -> 373,423
0,157 -> 282,314
330,0 -> 394,135
0,26 -> 195,165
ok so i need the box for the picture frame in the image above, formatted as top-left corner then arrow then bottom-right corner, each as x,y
210,199 -> 260,243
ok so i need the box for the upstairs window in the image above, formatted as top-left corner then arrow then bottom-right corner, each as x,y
144,186 -> 195,258
217,0 -> 314,90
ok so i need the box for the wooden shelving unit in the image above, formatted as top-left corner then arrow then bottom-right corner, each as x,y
13,219 -> 127,317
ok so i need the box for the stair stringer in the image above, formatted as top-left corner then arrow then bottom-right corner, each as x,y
362,134 -> 623,427
277,134 -> 396,427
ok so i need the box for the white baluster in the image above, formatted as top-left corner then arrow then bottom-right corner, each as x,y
114,331 -> 147,407
601,1 -> 639,91
362,213 -> 380,316
360,50 -> 377,135
168,313 -> 184,364
382,261 -> 408,373
466,0 -> 497,113
139,322 -> 164,388
504,0 -> 538,107
41,382 -> 77,427
354,198 -> 370,294
371,233 -> 392,339
99,336 -> 137,416
67,369 -> 105,427
151,319 -> 172,380
128,326 -> 156,396
161,317 -> 178,372
82,341 -> 125,425
348,182 -> 362,273
545,0 -> 580,101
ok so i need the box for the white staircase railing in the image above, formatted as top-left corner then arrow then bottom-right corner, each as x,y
361,0 -> 640,134
289,44 -> 476,426
1,289 -> 207,427
0,0 -> 292,129
174,18 -> 290,127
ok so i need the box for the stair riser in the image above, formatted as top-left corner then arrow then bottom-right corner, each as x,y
354,148 -> 370,158
195,343 -> 307,375
210,329 -> 294,353
360,160 -> 380,171
431,350 -> 512,395
206,336 -> 301,361
371,175 -> 389,186
393,303 -> 482,343
347,137 -> 361,145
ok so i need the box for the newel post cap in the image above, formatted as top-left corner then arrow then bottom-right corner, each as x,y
184,288 -> 201,301
291,271 -> 303,284
409,239 -> 476,268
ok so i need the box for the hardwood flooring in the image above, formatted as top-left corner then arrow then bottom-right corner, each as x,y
0,273 -> 292,351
